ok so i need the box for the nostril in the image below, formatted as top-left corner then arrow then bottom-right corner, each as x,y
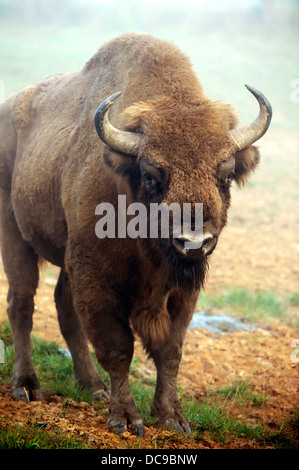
173,237 -> 190,255
175,237 -> 189,246
202,235 -> 217,255
172,233 -> 217,256
202,236 -> 213,250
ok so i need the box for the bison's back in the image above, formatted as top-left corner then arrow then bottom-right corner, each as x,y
0,71 -> 86,264
85,32 -> 204,111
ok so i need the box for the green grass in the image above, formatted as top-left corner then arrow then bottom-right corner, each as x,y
215,378 -> 268,407
0,421 -> 87,449
184,398 -> 297,449
197,287 -> 297,324
289,292 -> 299,307
0,320 -> 108,404
186,399 -> 264,441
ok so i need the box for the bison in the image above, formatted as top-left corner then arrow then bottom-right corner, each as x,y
0,32 -> 272,436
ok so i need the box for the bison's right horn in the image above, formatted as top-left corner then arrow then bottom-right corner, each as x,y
94,91 -> 143,156
229,85 -> 272,151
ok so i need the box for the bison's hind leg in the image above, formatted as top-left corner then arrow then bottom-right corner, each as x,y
54,268 -> 108,399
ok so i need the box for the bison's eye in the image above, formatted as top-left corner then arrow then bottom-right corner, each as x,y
140,159 -> 163,201
225,171 -> 235,185
143,173 -> 160,199
217,156 -> 235,190
144,173 -> 155,186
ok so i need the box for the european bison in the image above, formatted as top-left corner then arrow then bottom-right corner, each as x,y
0,32 -> 271,436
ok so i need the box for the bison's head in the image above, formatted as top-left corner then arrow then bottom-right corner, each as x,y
94,87 -> 271,288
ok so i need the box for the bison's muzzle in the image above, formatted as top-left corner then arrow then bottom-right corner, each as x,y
172,231 -> 217,257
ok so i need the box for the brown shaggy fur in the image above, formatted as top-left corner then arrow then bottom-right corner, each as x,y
0,32 -> 264,435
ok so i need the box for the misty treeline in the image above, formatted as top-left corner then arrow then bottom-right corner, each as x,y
0,0 -> 298,33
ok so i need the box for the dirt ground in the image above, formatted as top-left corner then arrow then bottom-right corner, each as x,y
0,129 -> 298,449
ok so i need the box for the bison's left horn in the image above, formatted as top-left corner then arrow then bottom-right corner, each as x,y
94,91 -> 143,156
229,85 -> 272,151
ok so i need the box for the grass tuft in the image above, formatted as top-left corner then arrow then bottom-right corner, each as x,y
184,398 -> 297,448
289,292 -> 299,307
0,421 -> 87,449
216,378 -> 268,406
198,287 -> 294,323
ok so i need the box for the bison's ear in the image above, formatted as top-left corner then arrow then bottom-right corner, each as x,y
234,145 -> 260,187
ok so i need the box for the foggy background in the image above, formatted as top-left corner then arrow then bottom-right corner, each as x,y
0,0 -> 298,130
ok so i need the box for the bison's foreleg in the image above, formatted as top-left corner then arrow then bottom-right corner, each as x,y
0,190 -> 41,401
92,315 -> 144,437
150,343 -> 191,434
139,292 -> 195,435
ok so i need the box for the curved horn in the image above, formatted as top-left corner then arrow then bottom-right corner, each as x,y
229,85 -> 272,151
94,91 -> 143,156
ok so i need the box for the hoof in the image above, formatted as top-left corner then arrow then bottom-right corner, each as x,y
155,418 -> 192,436
92,389 -> 109,400
109,420 -> 127,435
133,421 -> 144,437
109,419 -> 144,437
176,420 -> 192,436
13,386 -> 44,403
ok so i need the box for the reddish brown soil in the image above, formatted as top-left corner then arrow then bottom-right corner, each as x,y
0,129 -> 298,448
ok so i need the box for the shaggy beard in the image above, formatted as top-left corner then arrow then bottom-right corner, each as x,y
143,237 -> 209,294
167,247 -> 209,293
